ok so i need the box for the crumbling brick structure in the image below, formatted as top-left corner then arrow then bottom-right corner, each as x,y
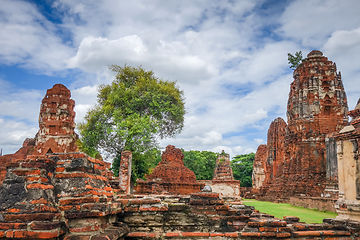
213,151 -> 234,181
34,83 -> 77,155
119,151 -> 132,194
257,50 -> 349,201
200,151 -> 241,199
252,144 -> 267,190
0,84 -> 78,185
135,145 -> 204,195
0,138 -> 35,185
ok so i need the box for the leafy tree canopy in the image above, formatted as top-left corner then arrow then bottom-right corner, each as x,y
231,153 -> 255,187
78,65 -> 186,179
288,51 -> 305,70
182,150 -> 217,180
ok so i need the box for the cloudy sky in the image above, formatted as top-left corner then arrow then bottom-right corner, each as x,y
1,0 -> 360,160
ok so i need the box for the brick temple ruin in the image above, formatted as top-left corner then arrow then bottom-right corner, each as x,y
135,145 -> 204,195
1,70 -> 360,239
252,50 -> 350,208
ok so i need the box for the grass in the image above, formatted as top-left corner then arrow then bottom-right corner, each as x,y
243,199 -> 338,224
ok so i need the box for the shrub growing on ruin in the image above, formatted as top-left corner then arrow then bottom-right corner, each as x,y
287,51 -> 305,70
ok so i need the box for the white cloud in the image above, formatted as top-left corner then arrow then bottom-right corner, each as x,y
67,35 -> 216,84
0,118 -> 38,154
322,27 -> 360,108
0,0 -> 74,74
278,0 -> 360,47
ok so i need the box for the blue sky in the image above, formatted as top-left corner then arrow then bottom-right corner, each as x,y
1,0 -> 360,160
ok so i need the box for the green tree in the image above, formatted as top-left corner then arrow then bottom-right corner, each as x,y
287,51 -> 305,70
78,65 -> 185,180
182,150 -> 217,180
231,153 -> 255,187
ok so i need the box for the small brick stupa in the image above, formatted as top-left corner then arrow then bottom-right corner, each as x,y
213,151 -> 234,181
135,145 -> 203,195
198,151 -> 241,199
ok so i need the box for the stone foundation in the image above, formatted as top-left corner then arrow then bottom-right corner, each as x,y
117,193 -> 360,240
199,180 -> 240,199
290,196 -> 337,212
0,152 -> 127,239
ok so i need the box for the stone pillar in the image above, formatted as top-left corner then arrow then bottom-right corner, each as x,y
119,151 -> 132,194
334,100 -> 360,220
337,141 -> 345,199
326,136 -> 338,180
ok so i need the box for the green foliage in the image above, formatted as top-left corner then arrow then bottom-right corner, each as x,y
130,149 -> 161,182
110,149 -> 161,182
182,149 -> 217,180
287,51 -> 305,70
231,153 -> 255,187
243,199 -> 337,223
76,139 -> 101,159
78,65 -> 185,179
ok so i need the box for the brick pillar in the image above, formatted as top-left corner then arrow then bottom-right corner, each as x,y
119,151 -> 132,194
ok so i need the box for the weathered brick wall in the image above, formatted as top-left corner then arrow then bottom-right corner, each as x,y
256,118 -> 287,201
0,152 -> 128,239
116,193 -> 360,240
252,144 -> 267,189
290,196 -> 337,212
0,138 -> 35,185
119,151 -> 132,194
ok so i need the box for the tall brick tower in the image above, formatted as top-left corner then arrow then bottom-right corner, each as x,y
282,50 -> 348,197
34,84 -> 77,154
258,50 -> 349,200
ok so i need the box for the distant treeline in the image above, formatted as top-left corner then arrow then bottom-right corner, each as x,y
111,149 -> 255,187
182,150 -> 255,187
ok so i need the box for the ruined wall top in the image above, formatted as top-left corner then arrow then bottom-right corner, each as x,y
159,144 -> 185,165
348,98 -> 360,129
307,50 -> 323,58
144,145 -> 197,183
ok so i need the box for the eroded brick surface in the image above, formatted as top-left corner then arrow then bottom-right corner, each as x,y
213,151 -> 233,181
252,144 -> 267,189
